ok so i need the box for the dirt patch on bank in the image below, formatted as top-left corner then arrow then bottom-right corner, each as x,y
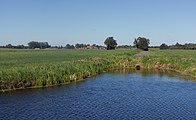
134,51 -> 151,57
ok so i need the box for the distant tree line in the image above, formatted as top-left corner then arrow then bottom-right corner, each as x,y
0,41 -> 51,49
117,45 -> 131,49
160,43 -> 196,50
0,37 -> 149,51
0,44 -> 28,49
1,38 -> 195,51
65,43 -> 105,49
0,42 -> 105,49
28,41 -> 51,49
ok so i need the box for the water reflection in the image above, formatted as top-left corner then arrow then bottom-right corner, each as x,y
109,68 -> 195,81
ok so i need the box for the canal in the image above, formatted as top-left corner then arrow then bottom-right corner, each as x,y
0,71 -> 196,119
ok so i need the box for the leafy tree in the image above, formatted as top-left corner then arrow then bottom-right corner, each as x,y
28,41 -> 39,48
134,37 -> 150,51
184,43 -> 196,50
104,37 -> 117,50
39,42 -> 50,49
133,39 -> 138,48
92,44 -> 97,47
16,45 -> 25,49
5,44 -> 13,48
65,44 -> 75,49
160,43 -> 169,50
75,43 -> 86,49
166,42 -> 196,50
75,43 -> 80,49
28,41 -> 50,49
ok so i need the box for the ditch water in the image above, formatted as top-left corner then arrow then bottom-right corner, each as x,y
0,70 -> 196,120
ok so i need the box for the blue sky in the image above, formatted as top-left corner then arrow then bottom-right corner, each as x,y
0,0 -> 196,46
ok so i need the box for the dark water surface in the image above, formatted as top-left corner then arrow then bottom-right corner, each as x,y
1,71 -> 196,120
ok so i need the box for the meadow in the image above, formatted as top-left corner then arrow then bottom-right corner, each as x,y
0,49 -> 139,91
0,48 -> 195,91
144,49 -> 196,77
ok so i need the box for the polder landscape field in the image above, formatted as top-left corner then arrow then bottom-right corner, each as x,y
0,49 -> 138,91
0,48 -> 196,92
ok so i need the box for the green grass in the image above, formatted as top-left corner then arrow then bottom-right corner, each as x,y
0,49 -> 137,68
0,49 -> 139,91
143,49 -> 196,76
0,48 -> 195,91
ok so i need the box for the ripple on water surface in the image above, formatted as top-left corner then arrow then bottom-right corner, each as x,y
0,72 -> 196,120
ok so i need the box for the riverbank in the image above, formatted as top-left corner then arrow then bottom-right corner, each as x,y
141,50 -> 196,78
0,49 -> 139,92
0,49 -> 196,92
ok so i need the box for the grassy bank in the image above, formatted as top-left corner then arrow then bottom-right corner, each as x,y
139,49 -> 196,77
0,49 -> 195,91
0,49 -> 139,91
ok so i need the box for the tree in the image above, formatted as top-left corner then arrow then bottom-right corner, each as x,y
28,41 -> 39,49
133,38 -> 138,48
5,44 -> 13,48
133,37 -> 150,51
28,41 -> 50,49
39,42 -> 50,49
16,45 -> 25,49
65,44 -> 74,49
160,43 -> 169,50
104,37 -> 117,50
92,44 -> 97,47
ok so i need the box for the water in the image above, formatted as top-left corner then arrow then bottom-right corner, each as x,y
1,71 -> 196,120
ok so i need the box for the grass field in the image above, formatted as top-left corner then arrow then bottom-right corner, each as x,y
149,49 -> 196,76
0,49 -> 139,91
0,48 -> 195,91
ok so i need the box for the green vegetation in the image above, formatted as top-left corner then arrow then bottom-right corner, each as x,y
104,37 -> 118,50
133,37 -> 150,51
139,49 -> 196,77
159,43 -> 169,50
0,49 -> 138,91
28,41 -> 51,49
160,43 -> 196,50
0,48 -> 195,92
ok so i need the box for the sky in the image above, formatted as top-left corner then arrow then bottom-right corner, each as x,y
0,0 -> 196,46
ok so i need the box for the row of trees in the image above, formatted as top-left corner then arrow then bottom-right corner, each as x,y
117,45 -> 132,49
3,37 -> 195,51
2,44 -> 28,49
104,36 -> 150,50
160,43 -> 196,50
1,37 -> 150,50
0,43 -> 104,49
1,41 -> 51,49
28,41 -> 51,49
65,43 -> 104,49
